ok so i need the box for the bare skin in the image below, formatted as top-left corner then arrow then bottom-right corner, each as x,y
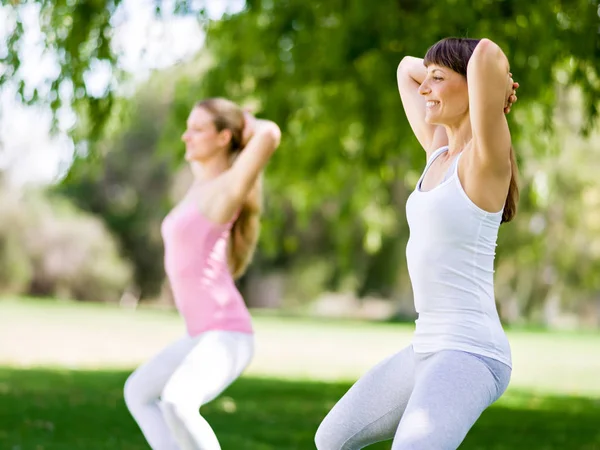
397,40 -> 518,213
180,107 -> 281,223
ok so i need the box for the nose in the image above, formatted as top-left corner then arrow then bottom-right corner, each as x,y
418,80 -> 430,96
181,131 -> 190,142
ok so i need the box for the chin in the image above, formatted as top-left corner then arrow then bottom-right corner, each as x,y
184,148 -> 203,161
426,114 -> 446,126
424,115 -> 437,125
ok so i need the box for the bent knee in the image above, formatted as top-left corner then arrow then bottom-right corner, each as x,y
160,381 -> 200,415
123,374 -> 138,407
159,396 -> 200,425
315,420 -> 351,450
314,423 -> 331,450
123,373 -> 154,412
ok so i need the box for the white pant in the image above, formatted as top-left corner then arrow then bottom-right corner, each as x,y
315,345 -> 511,450
124,330 -> 254,450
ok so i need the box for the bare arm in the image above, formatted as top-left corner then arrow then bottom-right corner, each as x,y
201,115 -> 279,223
224,116 -> 281,202
467,39 -> 512,172
397,56 -> 447,153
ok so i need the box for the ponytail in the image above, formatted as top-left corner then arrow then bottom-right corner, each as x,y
228,176 -> 262,279
502,145 -> 519,223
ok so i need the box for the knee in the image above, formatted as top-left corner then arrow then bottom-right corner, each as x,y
315,419 -> 346,450
159,395 -> 198,427
123,373 -> 151,415
159,383 -> 198,422
160,378 -> 187,408
314,424 -> 329,450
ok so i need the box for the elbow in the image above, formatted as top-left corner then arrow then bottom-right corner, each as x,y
474,39 -> 507,64
397,56 -> 416,75
269,123 -> 282,148
474,38 -> 499,57
397,60 -> 407,79
477,38 -> 495,50
468,39 -> 508,76
259,122 -> 281,149
397,57 -> 408,73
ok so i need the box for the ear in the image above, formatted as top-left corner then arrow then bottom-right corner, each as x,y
217,129 -> 233,148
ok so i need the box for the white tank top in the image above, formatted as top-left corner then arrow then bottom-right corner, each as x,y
406,146 -> 512,368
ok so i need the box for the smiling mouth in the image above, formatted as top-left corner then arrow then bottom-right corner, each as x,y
426,101 -> 439,109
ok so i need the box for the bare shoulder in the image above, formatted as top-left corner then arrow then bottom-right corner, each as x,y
187,177 -> 239,224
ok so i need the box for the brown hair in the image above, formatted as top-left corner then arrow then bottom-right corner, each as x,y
424,38 -> 519,223
196,97 -> 262,278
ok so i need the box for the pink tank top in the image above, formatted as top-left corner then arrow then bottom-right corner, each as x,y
161,202 -> 253,336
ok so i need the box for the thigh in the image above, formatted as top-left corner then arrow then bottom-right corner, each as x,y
315,345 -> 416,450
125,335 -> 197,400
393,350 -> 511,450
161,331 -> 254,407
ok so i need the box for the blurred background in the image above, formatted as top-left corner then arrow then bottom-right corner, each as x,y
1,0 -> 599,449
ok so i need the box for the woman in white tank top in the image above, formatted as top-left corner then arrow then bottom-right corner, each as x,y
315,38 -> 520,450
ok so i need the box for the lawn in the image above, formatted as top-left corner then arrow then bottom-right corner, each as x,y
1,299 -> 599,449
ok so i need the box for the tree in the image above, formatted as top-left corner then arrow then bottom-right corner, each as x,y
56,73 -> 179,297
7,0 -> 600,319
2,0 -> 599,142
180,0 -> 600,297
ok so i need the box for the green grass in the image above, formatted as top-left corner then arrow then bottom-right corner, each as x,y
1,298 -> 600,449
0,367 -> 599,449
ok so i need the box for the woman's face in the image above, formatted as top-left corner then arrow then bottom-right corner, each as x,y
181,107 -> 231,163
418,64 -> 469,127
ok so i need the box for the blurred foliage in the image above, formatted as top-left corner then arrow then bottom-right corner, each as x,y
0,0 -> 210,138
162,0 -> 600,318
56,72 -> 180,296
495,88 -> 600,326
0,183 -> 133,302
3,0 -> 598,149
3,0 -> 600,324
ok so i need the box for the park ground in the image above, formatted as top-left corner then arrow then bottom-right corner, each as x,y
1,299 -> 599,449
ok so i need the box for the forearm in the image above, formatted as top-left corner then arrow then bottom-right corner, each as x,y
398,56 -> 427,85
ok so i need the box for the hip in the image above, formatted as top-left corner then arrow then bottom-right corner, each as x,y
413,313 -> 512,368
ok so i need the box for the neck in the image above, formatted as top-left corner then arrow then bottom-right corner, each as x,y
189,153 -> 230,183
443,116 -> 472,156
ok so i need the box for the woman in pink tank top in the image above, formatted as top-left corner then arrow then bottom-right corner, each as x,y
124,98 -> 281,449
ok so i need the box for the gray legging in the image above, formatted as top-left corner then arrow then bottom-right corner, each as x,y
315,345 -> 511,450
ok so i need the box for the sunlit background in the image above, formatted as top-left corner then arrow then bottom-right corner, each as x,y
1,0 -> 599,449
